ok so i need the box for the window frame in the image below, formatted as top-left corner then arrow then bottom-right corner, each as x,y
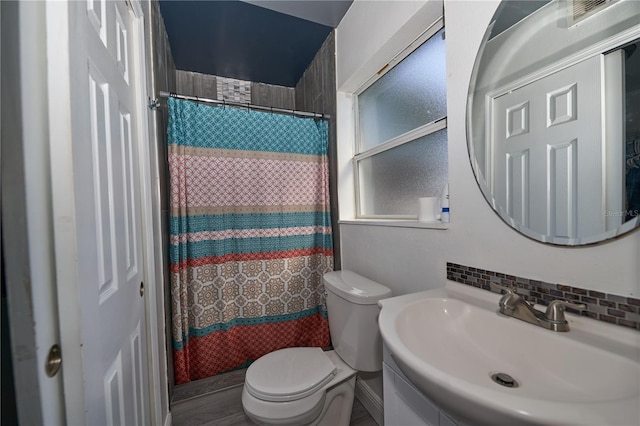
353,18 -> 447,220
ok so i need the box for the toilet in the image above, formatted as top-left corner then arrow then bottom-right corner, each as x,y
241,270 -> 392,425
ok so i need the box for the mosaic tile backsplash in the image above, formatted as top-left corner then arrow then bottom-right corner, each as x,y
216,76 -> 251,103
446,262 -> 640,330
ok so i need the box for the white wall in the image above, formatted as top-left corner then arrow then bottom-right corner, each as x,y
336,0 -> 640,300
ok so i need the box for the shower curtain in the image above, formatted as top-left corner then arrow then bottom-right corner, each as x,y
168,98 -> 333,384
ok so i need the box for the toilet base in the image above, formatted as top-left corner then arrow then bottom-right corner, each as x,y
242,350 -> 357,426
313,374 -> 356,426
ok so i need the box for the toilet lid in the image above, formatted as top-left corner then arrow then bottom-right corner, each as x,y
245,347 -> 336,402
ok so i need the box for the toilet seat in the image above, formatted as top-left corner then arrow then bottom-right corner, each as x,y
245,347 -> 336,402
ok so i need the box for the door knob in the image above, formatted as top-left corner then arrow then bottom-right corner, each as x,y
45,344 -> 62,377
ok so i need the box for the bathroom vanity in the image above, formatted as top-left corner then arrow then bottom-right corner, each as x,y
383,344 -> 464,426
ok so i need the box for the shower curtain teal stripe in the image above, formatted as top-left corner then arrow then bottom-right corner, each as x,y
168,98 -> 327,155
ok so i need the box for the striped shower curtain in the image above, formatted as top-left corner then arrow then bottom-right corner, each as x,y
168,98 -> 333,384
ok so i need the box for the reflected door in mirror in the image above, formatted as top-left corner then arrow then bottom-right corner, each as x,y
467,0 -> 640,245
490,55 -> 622,239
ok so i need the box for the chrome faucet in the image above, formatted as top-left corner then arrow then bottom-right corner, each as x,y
491,283 -> 586,332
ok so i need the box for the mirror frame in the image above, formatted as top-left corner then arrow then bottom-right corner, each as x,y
466,0 -> 640,246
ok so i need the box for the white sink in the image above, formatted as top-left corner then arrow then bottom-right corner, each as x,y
378,282 -> 640,425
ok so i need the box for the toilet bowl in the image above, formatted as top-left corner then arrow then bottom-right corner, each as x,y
241,271 -> 391,425
242,349 -> 356,425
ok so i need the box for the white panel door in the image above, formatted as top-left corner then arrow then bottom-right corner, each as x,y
49,0 -> 150,424
491,55 -> 605,239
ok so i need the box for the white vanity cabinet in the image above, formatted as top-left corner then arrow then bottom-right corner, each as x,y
383,344 -> 467,426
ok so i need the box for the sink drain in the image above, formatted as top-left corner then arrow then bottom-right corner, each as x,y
490,372 -> 519,388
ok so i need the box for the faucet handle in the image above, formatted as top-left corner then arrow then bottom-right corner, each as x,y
490,282 -> 516,294
544,300 -> 586,322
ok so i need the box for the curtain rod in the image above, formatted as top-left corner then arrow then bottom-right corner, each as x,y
149,91 -> 329,119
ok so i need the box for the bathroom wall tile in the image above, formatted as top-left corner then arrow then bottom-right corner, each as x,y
540,295 -> 555,305
549,289 -> 563,297
530,291 -> 542,299
583,311 -> 598,320
564,293 -> 580,301
627,312 -> 640,323
627,298 -> 640,306
599,314 -> 617,324
446,262 -> 640,330
536,281 -> 558,293
607,308 -> 626,318
617,319 -> 638,329
618,303 -> 638,313
606,294 -> 627,304
589,304 -> 608,315
216,76 -> 251,103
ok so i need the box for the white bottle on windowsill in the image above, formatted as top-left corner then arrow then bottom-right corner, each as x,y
440,183 -> 450,223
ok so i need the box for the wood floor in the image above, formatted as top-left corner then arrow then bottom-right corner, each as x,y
171,369 -> 379,426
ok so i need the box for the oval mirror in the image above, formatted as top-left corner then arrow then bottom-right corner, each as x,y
467,0 -> 640,245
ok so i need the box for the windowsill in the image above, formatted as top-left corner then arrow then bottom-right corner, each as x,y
338,219 -> 449,229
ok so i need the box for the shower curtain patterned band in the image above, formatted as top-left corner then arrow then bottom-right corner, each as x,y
168,97 -> 333,384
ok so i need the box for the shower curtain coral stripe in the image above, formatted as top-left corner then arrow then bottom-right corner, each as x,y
168,98 -> 333,384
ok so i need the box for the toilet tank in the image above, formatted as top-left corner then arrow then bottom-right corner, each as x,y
323,271 -> 392,372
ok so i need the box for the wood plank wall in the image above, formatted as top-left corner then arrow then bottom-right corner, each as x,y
175,70 -> 218,99
175,71 -> 296,111
150,0 -> 177,396
295,31 -> 340,269
251,82 -> 295,109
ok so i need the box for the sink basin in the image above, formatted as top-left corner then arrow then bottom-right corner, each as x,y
379,282 -> 640,425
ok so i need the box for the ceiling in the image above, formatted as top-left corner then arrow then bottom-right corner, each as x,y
159,0 -> 353,87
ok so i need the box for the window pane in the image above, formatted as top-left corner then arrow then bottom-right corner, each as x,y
358,28 -> 447,151
358,129 -> 448,216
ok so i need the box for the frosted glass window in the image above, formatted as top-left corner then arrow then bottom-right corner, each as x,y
359,129 -> 448,216
353,24 -> 448,220
358,28 -> 447,151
